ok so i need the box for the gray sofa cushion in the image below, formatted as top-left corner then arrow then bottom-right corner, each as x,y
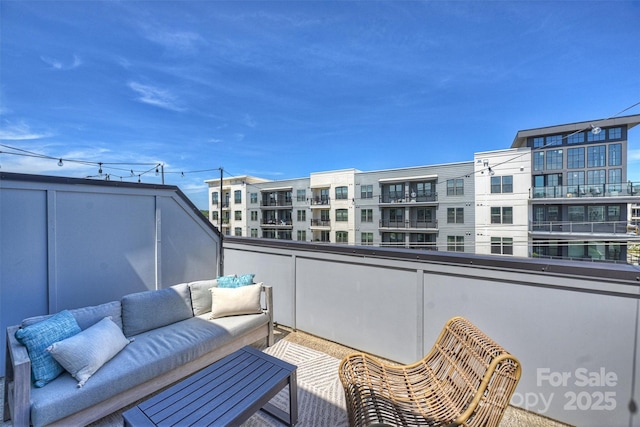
121,284 -> 193,337
188,279 -> 218,316
28,313 -> 269,426
21,301 -> 123,331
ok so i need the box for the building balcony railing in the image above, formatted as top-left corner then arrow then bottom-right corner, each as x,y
379,194 -> 437,204
379,219 -> 438,230
310,197 -> 331,206
530,220 -> 639,236
310,219 -> 331,227
531,182 -> 639,199
261,219 -> 293,228
260,200 -> 293,208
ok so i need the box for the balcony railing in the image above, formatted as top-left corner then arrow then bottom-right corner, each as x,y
261,219 -> 292,227
530,220 -> 638,235
260,199 -> 292,207
310,197 -> 331,206
532,182 -> 639,199
310,219 -> 331,227
379,194 -> 437,204
379,219 -> 438,229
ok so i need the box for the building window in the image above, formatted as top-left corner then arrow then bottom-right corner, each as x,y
389,208 -> 403,222
211,192 -> 218,205
587,145 -> 606,167
490,207 -> 513,224
234,190 -> 241,204
336,231 -> 348,243
250,228 -> 258,238
361,185 -> 373,199
297,210 -> 306,222
609,127 -> 622,140
609,169 -> 622,191
608,205 -> 621,221
568,206 -> 585,222
533,137 -> 545,148
447,236 -> 464,252
567,147 -> 585,169
388,184 -> 404,200
361,209 -> 373,222
297,230 -> 306,241
567,171 -> 584,189
361,232 -> 374,245
491,237 -> 513,255
534,152 -> 544,171
296,189 -> 306,202
546,150 -> 563,170
587,170 -> 605,184
234,211 -> 242,221
546,135 -> 562,146
336,209 -> 348,222
588,206 -> 605,222
335,186 -> 348,200
609,144 -> 622,166
588,129 -> 606,142
387,232 -> 405,245
234,227 -> 242,236
250,211 -> 258,221
568,132 -> 584,144
447,207 -> 464,224
491,176 -> 513,193
250,193 -> 257,204
446,179 -> 464,196
212,211 -> 218,220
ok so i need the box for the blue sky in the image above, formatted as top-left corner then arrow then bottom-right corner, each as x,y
1,1 -> 639,209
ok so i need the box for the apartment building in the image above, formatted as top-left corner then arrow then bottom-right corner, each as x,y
206,163 -> 476,252
510,114 -> 640,262
206,114 -> 640,262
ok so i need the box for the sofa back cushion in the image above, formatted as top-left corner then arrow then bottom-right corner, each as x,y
21,301 -> 123,331
121,283 -> 193,337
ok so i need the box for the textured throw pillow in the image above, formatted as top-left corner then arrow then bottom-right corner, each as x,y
210,283 -> 263,319
47,317 -> 131,388
188,279 -> 218,316
14,310 -> 82,387
216,273 -> 255,288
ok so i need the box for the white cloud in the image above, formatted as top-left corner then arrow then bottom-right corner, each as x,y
140,22 -> 204,55
128,82 -> 186,112
243,114 -> 257,128
40,54 -> 82,70
0,121 -> 51,140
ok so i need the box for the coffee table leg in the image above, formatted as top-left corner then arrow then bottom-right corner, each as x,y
289,370 -> 298,426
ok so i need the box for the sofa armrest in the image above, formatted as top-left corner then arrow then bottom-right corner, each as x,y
261,285 -> 274,346
4,325 -> 31,427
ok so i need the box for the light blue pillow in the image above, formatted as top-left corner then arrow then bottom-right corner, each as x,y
14,310 -> 82,387
47,317 -> 131,387
121,283 -> 193,337
217,273 -> 255,288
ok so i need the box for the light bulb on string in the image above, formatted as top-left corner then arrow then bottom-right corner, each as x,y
98,163 -> 103,174
58,159 -> 63,167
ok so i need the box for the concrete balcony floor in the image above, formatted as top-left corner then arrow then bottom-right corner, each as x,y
1,326 -> 571,427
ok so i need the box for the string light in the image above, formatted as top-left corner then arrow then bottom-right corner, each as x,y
58,158 -> 63,167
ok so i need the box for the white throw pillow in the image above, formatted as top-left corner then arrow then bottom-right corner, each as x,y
210,283 -> 263,319
47,317 -> 131,387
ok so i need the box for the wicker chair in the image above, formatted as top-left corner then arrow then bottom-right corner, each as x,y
338,316 -> 521,427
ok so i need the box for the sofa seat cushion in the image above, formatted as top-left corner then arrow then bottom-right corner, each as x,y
28,313 -> 269,427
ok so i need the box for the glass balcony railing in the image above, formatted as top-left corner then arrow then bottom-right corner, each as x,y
530,220 -> 637,235
532,182 -> 639,199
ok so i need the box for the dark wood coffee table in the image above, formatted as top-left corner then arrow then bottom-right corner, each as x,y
123,346 -> 298,426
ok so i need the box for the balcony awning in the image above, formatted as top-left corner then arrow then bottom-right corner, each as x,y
260,186 -> 292,192
379,174 -> 438,183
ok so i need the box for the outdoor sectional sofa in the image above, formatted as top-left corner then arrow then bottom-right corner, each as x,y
3,277 -> 274,427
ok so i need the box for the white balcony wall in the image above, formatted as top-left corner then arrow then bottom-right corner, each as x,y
0,173 -> 221,376
224,237 -> 640,427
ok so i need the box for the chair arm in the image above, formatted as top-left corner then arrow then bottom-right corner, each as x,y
261,285 -> 274,346
4,325 -> 31,427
